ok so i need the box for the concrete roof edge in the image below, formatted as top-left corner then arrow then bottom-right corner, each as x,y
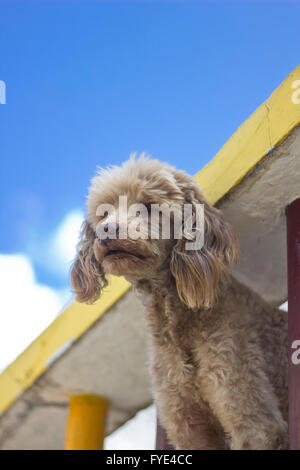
0,276 -> 130,413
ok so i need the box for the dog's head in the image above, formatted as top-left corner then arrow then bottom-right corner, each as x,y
71,154 -> 238,309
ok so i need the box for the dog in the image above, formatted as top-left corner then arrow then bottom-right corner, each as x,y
71,154 -> 288,450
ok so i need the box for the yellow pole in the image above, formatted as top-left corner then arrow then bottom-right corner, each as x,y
64,394 -> 109,450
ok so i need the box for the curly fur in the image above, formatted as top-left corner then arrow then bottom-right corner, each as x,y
71,154 -> 288,450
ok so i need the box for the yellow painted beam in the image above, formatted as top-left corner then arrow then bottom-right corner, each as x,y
64,394 -> 109,450
195,66 -> 300,204
0,276 -> 130,414
0,65 -> 299,416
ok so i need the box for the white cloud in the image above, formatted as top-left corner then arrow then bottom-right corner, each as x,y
0,254 -> 64,371
50,209 -> 84,273
0,208 -> 84,372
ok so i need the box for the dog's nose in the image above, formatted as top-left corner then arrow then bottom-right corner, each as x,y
98,222 -> 119,245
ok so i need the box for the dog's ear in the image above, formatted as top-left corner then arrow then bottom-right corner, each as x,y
170,181 -> 239,310
70,219 -> 107,303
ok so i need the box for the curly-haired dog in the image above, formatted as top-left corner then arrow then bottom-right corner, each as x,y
71,154 -> 288,450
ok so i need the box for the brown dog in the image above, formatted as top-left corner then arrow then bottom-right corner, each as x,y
71,154 -> 288,449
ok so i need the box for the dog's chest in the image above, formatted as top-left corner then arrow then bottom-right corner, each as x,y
143,293 -> 197,387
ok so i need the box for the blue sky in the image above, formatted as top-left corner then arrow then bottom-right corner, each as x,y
0,1 -> 299,367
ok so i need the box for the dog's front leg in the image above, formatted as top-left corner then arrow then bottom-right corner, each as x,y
198,358 -> 288,449
154,388 -> 228,450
